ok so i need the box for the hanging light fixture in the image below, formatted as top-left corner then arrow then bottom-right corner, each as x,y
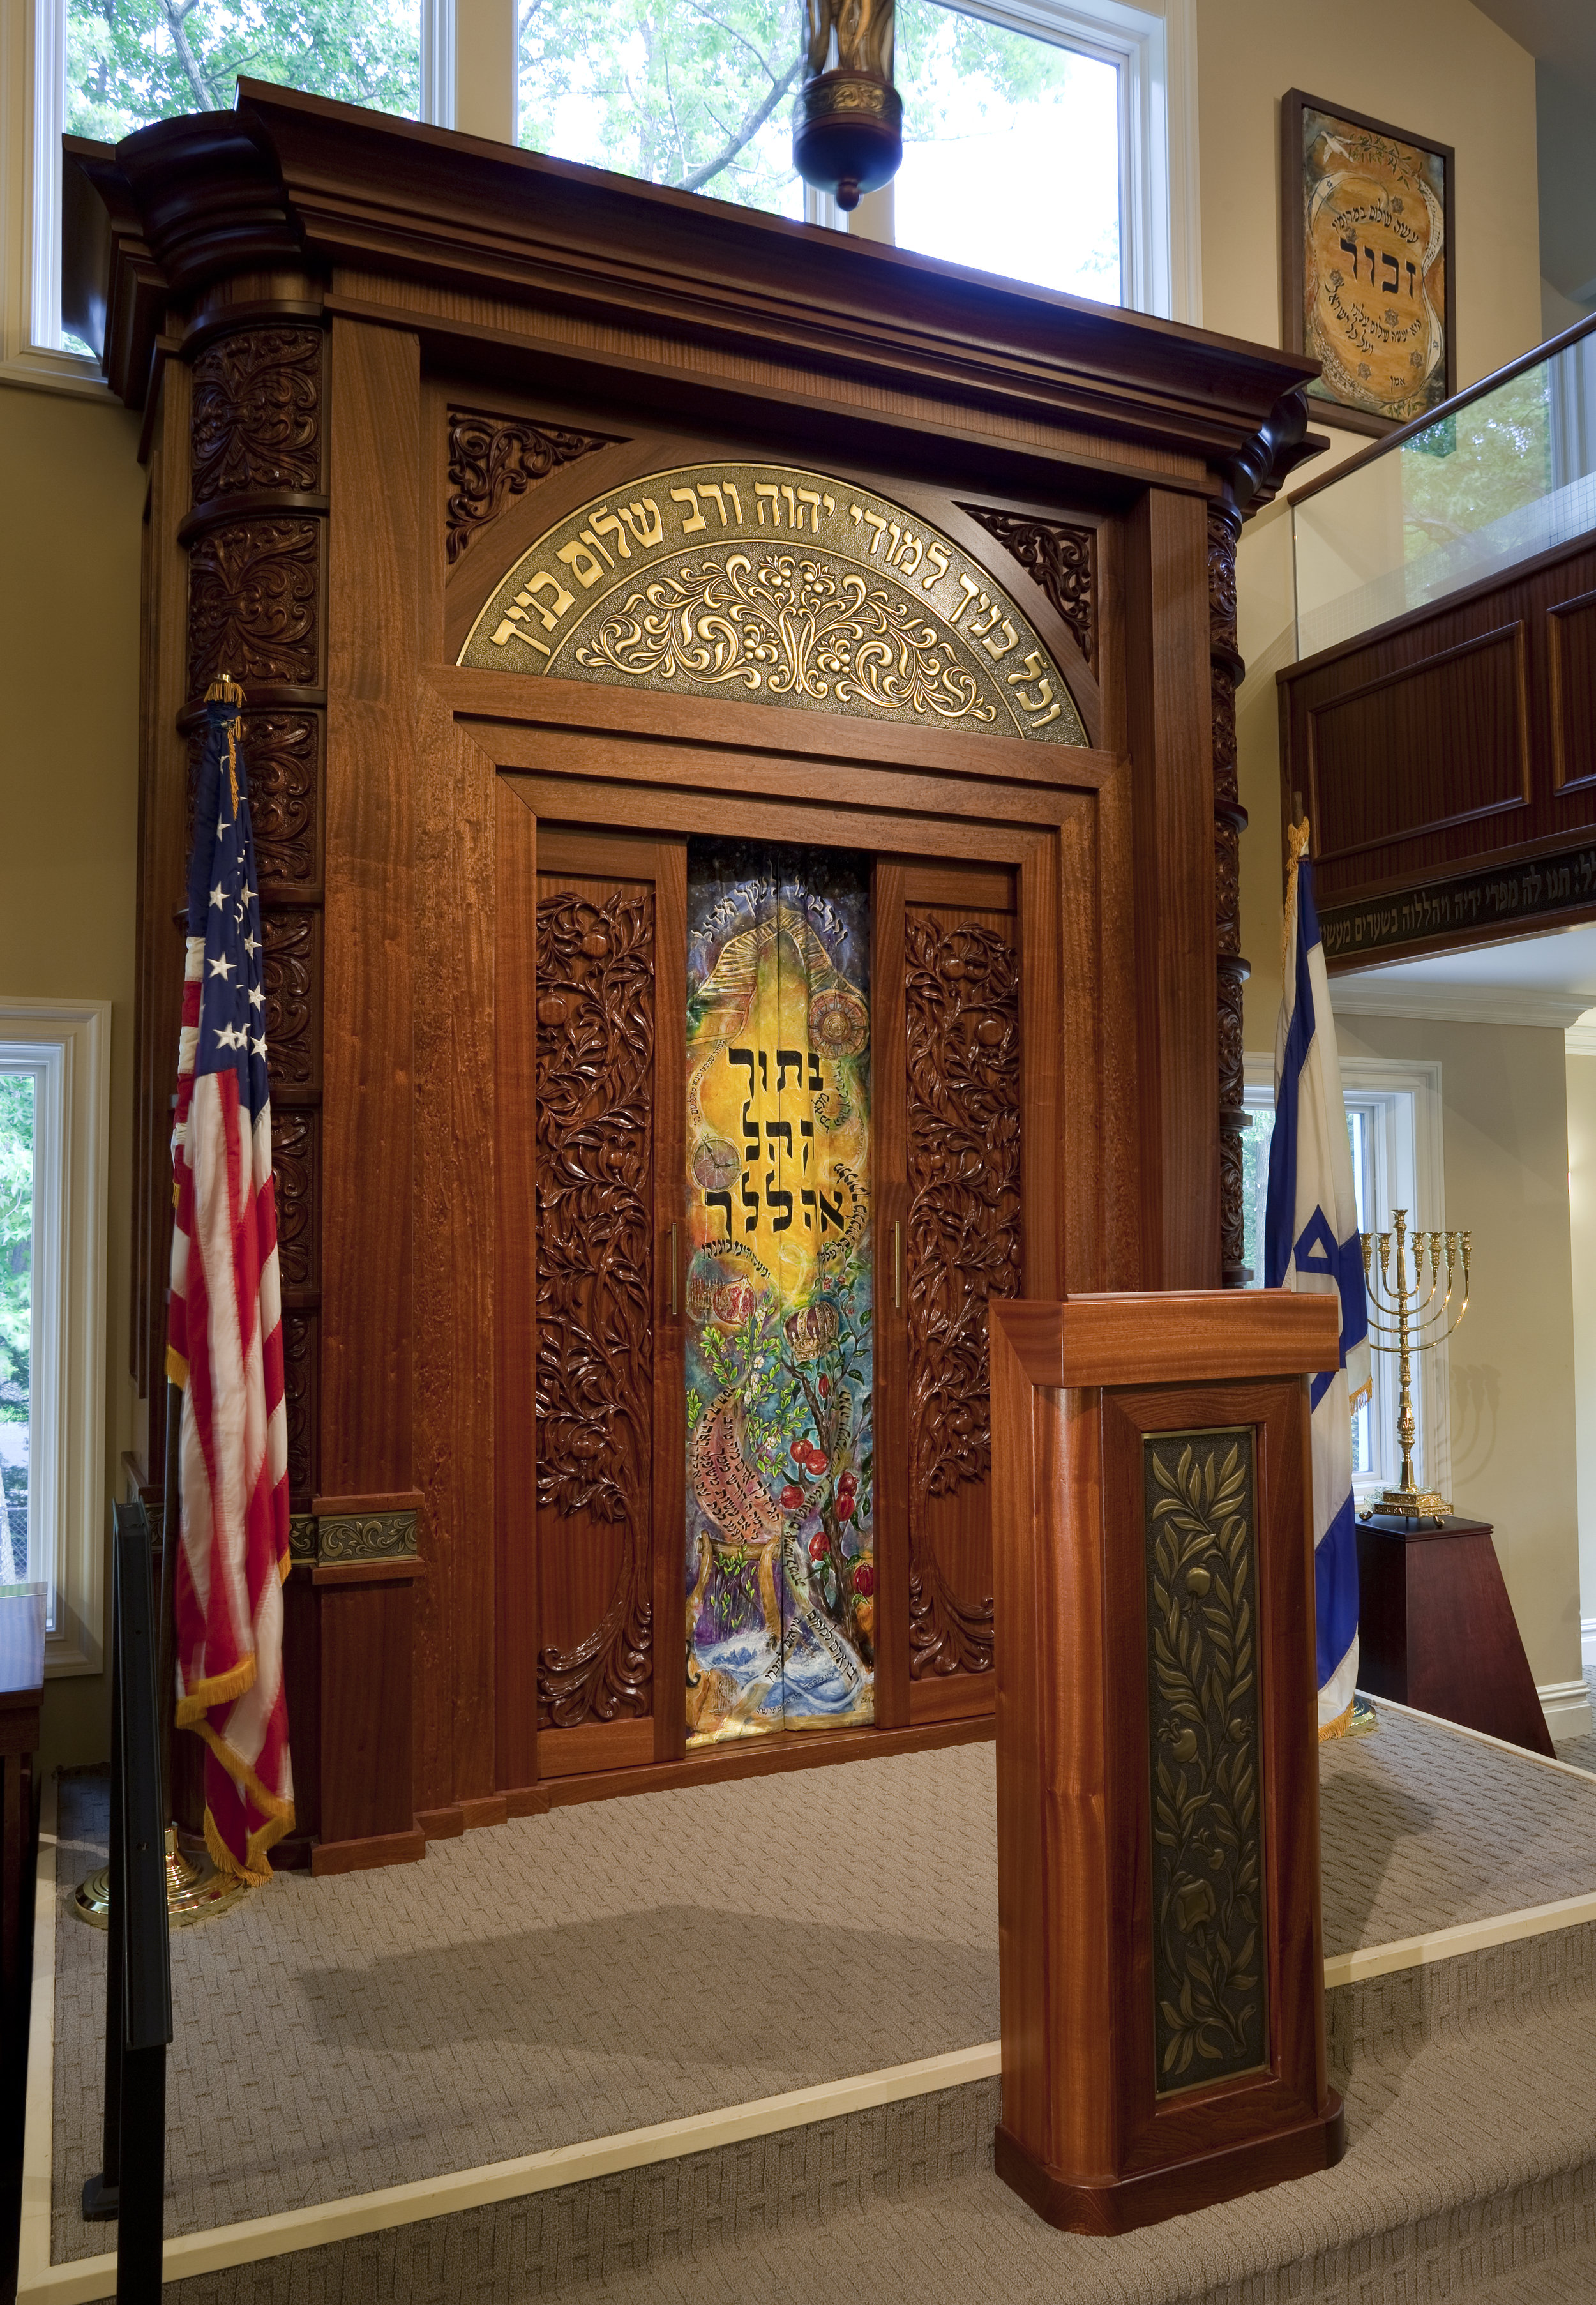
792,0 -> 903,214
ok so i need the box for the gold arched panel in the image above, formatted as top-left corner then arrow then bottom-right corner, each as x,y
457,460 -> 1086,745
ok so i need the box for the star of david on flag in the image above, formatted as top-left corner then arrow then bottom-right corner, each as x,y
166,682 -> 295,1882
1264,821 -> 1371,1739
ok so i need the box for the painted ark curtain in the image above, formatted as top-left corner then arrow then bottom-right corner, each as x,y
684,842 -> 874,1744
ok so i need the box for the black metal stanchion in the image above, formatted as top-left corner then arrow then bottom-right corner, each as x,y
114,1502 -> 172,2301
79,1504 -> 173,2296
80,1619 -> 122,2224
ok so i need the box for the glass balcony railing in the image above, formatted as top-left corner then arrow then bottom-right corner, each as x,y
1291,313 -> 1596,661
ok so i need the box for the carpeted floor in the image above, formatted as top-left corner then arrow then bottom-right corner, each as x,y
48,1704 -> 1596,2271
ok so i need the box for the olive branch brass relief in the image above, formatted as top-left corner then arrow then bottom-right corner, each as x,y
536,890 -> 656,1728
1145,1432 -> 1267,2091
575,552 -> 995,724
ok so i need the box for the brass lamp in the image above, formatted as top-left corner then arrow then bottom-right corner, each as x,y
793,0 -> 903,212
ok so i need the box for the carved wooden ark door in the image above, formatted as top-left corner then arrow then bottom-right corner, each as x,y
529,829 -> 1023,1774
531,826 -> 686,1781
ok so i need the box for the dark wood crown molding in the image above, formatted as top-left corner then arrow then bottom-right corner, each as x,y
70,81 -> 1318,499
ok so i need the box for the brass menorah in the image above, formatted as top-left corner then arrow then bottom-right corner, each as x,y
1360,1211 -> 1471,1520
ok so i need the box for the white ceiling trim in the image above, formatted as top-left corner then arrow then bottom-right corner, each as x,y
1329,980 -> 1596,1028
1567,1023 -> 1596,1055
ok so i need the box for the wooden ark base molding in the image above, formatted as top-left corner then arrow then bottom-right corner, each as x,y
990,1292 -> 1345,2232
80,82 -> 1322,1867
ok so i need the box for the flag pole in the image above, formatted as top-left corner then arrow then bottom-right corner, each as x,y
72,676 -> 256,1927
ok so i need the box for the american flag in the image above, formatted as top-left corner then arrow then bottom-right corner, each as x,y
167,684 -> 294,1884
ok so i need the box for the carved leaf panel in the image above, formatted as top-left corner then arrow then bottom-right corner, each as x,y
536,884 -> 656,1726
283,1309 -> 319,1504
446,410 -> 617,564
187,711 -> 320,886
262,909 -> 320,1092
271,1107 -> 319,1292
192,326 -> 323,500
1144,1430 -> 1268,2092
187,517 -> 320,697
904,909 -> 1021,1677
963,504 -> 1096,669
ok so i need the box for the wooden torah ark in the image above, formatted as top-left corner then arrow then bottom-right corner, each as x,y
989,1292 -> 1345,2233
75,86 -> 1321,1869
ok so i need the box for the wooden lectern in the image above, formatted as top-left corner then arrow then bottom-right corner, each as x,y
989,1292 -> 1346,2234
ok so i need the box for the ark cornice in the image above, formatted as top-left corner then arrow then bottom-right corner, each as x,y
73,81 -> 1318,502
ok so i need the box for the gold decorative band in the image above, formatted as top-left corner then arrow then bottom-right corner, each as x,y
796,75 -> 901,123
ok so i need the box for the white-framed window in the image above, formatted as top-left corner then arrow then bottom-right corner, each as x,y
3,0 -> 1198,388
1242,1051 -> 1450,1508
0,1000 -> 110,1675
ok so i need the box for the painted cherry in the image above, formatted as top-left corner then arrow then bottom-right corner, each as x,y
852,1562 -> 875,1596
818,1375 -> 831,1396
779,1484 -> 803,1509
808,1532 -> 828,1561
837,1497 -> 855,1522
808,1451 -> 830,1475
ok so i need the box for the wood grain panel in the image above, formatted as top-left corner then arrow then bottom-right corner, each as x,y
871,859 -> 910,1732
412,693 -> 499,1818
494,780 -> 541,1792
315,1579 -> 418,1851
1120,489 -> 1217,1291
322,315 -> 420,1496
1550,588 -> 1596,793
1307,624 -> 1529,863
1278,537 -> 1596,935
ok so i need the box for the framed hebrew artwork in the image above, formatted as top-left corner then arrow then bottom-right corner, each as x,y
1281,90 -> 1456,437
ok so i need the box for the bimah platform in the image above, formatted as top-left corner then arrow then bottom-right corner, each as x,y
989,1290 -> 1344,2234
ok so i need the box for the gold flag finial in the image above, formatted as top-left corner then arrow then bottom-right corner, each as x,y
1281,815 -> 1311,971
204,670 -> 244,815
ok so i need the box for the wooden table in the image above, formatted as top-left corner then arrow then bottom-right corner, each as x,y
1,1681 -> 43,2065
1355,1514 -> 1554,1757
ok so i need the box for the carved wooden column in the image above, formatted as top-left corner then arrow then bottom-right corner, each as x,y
1207,498 -> 1250,1287
181,300 -> 329,1853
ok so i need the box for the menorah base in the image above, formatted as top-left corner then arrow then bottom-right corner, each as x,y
1370,1486 -> 1451,1520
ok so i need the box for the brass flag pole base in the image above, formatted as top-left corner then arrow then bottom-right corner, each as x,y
72,1826 -> 248,1930
1347,1693 -> 1380,1737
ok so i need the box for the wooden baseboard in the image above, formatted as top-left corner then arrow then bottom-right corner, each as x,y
993,2096 -> 1346,2236
311,1825 -> 426,1876
538,1718 -> 655,1779
415,1795 -> 510,1841
909,1673 -> 995,1725
541,1712 -> 994,1809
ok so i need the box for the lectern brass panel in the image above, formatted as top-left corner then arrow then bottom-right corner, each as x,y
1143,1428 -> 1267,2095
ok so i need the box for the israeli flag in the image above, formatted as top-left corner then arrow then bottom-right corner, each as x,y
1265,828 -> 1370,1737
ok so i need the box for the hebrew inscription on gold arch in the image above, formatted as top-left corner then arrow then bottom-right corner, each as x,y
456,461 -> 1086,745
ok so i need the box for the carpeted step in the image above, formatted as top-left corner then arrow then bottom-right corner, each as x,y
156,1923 -> 1596,2305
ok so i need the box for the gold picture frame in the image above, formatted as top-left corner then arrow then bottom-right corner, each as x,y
1281,90 -> 1456,437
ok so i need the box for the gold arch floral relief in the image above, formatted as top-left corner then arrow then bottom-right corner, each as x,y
456,461 -> 1085,745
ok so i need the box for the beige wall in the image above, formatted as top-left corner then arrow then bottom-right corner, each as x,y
1332,1013 -> 1582,1690
1202,0 -> 1546,1035
0,381 -> 145,1776
1567,1051 -> 1596,1626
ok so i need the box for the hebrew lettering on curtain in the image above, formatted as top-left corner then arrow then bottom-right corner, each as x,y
684,841 -> 874,1745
